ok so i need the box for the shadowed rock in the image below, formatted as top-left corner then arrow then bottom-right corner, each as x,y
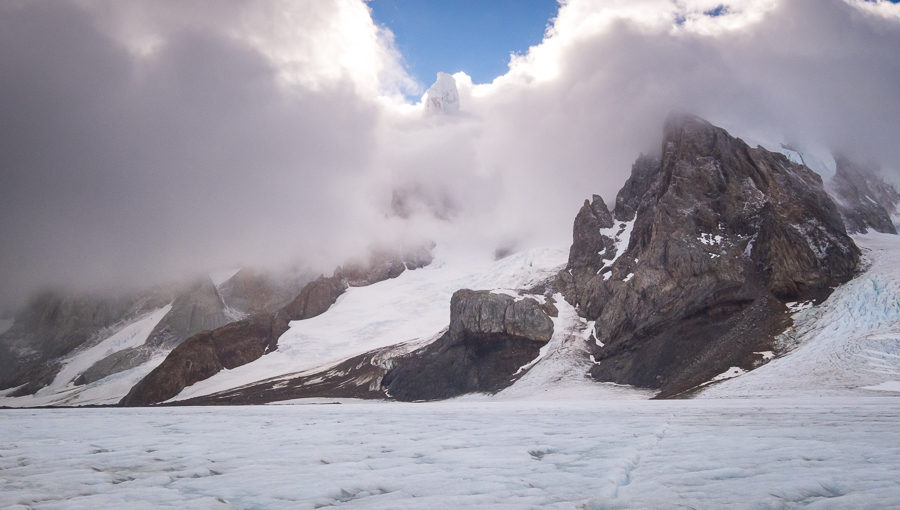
381,290 -> 553,401
120,315 -> 279,406
144,279 -> 229,349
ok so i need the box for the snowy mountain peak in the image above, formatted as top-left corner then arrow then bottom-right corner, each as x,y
424,72 -> 460,115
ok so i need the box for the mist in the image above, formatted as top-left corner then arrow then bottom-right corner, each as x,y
1,0 -> 899,311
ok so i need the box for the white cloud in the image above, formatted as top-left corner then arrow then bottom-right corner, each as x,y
1,0 -> 899,308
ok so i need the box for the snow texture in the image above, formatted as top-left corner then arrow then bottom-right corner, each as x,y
496,294 -> 652,401
2,398 -> 899,509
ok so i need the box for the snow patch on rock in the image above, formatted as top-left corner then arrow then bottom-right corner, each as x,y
597,217 -> 636,278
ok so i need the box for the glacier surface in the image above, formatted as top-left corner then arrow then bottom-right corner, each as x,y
2,398 -> 899,509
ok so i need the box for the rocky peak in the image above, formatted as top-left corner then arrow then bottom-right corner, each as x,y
145,278 -> 229,349
828,156 -> 899,234
424,72 -> 460,115
559,113 -> 860,396
565,194 -> 614,276
217,269 -> 309,317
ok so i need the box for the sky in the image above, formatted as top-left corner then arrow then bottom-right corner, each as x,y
368,0 -> 559,88
1,0 -> 900,311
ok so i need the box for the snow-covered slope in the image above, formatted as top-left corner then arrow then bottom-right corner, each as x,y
485,294 -> 653,401
164,229 -> 900,403
700,233 -> 900,397
0,305 -> 173,407
172,247 -> 568,401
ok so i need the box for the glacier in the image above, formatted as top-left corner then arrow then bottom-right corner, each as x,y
2,398 -> 899,509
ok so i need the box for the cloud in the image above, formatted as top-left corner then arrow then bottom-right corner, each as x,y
0,0 -> 404,308
1,0 -> 899,310
386,0 -> 900,250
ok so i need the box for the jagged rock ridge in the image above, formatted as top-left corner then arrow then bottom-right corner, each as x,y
559,114 -> 860,396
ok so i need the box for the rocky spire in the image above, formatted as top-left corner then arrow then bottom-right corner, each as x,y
424,72 -> 460,115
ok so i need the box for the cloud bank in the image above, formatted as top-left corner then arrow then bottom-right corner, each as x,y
1,0 -> 899,309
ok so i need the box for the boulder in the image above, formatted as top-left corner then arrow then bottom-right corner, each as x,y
381,290 -> 553,401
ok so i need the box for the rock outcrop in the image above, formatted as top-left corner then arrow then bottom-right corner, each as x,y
74,278 -> 233,386
144,279 -> 230,349
338,245 -> 433,287
217,269 -> 309,317
120,314 -> 280,406
380,290 -> 554,401
560,114 -> 860,396
828,156 -> 899,234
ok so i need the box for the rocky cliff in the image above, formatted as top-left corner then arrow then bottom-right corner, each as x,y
559,114 -> 860,396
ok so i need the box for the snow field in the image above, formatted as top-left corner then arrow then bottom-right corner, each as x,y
2,398 -> 899,509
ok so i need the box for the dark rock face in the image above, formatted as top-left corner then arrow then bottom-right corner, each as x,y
217,269 -> 310,317
381,290 -> 553,401
561,114 -> 860,396
145,279 -> 230,349
448,290 -> 554,342
338,245 -> 435,287
828,156 -> 899,234
120,315 -> 279,406
0,291 -> 164,394
76,278 -> 233,385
